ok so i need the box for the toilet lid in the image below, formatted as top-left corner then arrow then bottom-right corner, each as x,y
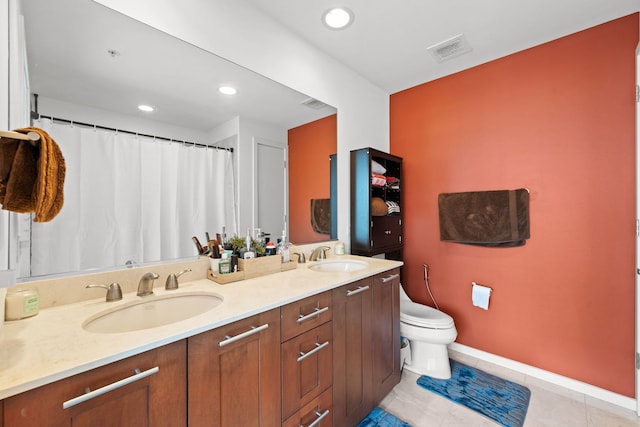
400,300 -> 455,329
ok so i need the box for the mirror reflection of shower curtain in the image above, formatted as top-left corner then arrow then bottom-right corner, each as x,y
28,118 -> 237,277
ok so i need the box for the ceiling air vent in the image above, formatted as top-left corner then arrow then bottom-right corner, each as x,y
426,34 -> 472,63
300,98 -> 330,110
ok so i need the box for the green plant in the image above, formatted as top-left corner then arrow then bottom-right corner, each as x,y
226,234 -> 266,256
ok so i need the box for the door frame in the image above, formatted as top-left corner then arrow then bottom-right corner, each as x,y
635,41 -> 639,416
252,137 -> 288,239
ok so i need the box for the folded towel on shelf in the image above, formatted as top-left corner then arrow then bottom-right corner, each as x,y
386,176 -> 400,190
371,159 -> 386,174
438,188 -> 530,247
371,173 -> 386,187
310,198 -> 331,234
0,127 -> 66,222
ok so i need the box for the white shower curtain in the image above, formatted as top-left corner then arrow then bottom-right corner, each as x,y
29,118 -> 237,277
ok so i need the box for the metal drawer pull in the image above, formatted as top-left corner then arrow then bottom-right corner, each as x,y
63,366 -> 159,409
297,306 -> 329,323
297,341 -> 330,362
301,409 -> 330,427
381,273 -> 400,283
346,285 -> 370,296
219,323 -> 269,347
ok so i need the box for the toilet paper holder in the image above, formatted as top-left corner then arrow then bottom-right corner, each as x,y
471,281 -> 492,290
471,281 -> 493,310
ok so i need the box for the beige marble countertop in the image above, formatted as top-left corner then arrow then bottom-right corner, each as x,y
0,255 -> 402,400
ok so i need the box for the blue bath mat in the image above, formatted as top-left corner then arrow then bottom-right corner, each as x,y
357,407 -> 412,427
417,360 -> 530,427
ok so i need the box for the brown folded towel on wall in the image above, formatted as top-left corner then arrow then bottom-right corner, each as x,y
438,188 -> 530,247
310,198 -> 331,234
0,127 -> 66,222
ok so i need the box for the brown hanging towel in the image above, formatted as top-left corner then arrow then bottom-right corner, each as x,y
438,188 -> 530,247
0,127 -> 66,222
310,198 -> 331,234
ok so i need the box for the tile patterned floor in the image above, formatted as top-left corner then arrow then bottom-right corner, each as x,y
379,350 -> 640,427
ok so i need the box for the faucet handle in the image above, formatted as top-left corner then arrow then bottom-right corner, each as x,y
165,268 -> 192,290
318,246 -> 330,259
293,252 -> 306,263
86,283 -> 123,302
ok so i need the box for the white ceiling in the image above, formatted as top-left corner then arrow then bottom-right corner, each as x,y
21,0 -> 336,134
244,0 -> 639,93
21,0 -> 639,134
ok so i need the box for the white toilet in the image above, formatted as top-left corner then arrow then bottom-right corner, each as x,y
399,284 -> 457,379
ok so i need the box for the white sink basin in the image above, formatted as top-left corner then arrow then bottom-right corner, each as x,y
83,292 -> 223,334
309,260 -> 368,273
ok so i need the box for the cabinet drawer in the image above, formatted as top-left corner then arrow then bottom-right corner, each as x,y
281,291 -> 332,342
3,340 -> 187,427
282,387 -> 332,427
281,322 -> 333,420
371,216 -> 402,250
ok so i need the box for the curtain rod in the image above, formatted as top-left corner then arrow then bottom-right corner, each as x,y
32,113 -> 234,153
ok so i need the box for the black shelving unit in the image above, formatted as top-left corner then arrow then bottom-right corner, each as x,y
350,147 -> 403,259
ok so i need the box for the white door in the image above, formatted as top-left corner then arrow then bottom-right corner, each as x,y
255,139 -> 287,242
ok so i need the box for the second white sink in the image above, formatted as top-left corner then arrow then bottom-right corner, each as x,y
83,291 -> 223,334
309,260 -> 368,273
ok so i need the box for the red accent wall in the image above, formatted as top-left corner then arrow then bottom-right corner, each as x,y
288,114 -> 337,244
390,14 -> 639,396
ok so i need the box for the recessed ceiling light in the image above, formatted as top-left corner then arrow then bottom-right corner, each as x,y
322,7 -> 353,29
219,86 -> 237,95
137,104 -> 155,112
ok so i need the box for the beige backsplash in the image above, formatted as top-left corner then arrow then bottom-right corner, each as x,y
8,241 -> 343,310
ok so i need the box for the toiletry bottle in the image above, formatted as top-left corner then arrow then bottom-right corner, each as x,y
277,230 -> 290,263
240,228 -> 256,259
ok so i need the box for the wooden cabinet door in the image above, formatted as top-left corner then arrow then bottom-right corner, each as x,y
371,216 -> 402,252
187,308 -> 280,427
3,340 -> 187,427
281,321 -> 333,421
371,269 -> 401,404
332,278 -> 373,427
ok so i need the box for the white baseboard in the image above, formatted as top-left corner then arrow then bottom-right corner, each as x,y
449,342 -> 637,412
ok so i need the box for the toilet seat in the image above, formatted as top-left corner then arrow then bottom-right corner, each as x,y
400,300 -> 454,329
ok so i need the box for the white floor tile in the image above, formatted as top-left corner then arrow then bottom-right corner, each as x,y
379,354 -> 639,427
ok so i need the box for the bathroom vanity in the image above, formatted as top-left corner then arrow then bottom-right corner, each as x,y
0,255 -> 401,427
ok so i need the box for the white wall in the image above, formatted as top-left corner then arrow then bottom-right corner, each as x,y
92,0 -> 390,249
37,96 -> 211,143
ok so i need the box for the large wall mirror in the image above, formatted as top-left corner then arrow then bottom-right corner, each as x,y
12,0 -> 336,279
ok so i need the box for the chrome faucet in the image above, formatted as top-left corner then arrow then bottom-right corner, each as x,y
309,246 -> 330,261
137,272 -> 159,297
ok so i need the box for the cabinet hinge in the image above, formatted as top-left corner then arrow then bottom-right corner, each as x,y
637,219 -> 640,237
637,85 -> 640,103
636,352 -> 640,370
370,240 -> 374,247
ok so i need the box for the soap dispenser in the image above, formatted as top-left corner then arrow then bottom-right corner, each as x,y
277,230 -> 290,263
